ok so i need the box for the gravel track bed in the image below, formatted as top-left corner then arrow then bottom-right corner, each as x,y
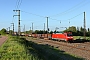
27,38 -> 90,60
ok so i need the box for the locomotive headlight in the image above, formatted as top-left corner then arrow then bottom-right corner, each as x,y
67,37 -> 70,38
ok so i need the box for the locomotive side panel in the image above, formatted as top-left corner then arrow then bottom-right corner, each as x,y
52,32 -> 73,41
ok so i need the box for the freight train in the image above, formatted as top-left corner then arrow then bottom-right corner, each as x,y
28,32 -> 73,42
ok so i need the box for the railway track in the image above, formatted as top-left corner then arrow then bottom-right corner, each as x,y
26,37 -> 90,60
47,40 -> 90,52
27,38 -> 90,52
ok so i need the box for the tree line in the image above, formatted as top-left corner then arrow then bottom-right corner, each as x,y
25,26 -> 90,36
0,26 -> 90,36
0,28 -> 13,35
64,26 -> 90,36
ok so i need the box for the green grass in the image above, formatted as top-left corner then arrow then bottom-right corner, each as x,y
0,36 -> 43,60
73,36 -> 90,40
0,36 -> 85,60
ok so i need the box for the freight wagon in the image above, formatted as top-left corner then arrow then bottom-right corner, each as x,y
28,32 -> 73,42
31,34 -> 51,39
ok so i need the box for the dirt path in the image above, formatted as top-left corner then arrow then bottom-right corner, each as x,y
0,36 -> 8,46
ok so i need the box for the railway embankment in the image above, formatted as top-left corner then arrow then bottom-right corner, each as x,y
0,36 -> 84,60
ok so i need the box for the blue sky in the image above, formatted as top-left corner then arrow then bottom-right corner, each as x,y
0,0 -> 90,32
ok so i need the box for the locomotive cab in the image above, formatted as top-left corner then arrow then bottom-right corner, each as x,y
66,32 -> 73,41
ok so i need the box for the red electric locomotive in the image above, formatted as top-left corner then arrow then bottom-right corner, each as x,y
52,32 -> 73,42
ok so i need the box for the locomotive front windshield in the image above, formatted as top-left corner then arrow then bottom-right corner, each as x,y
67,33 -> 73,36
